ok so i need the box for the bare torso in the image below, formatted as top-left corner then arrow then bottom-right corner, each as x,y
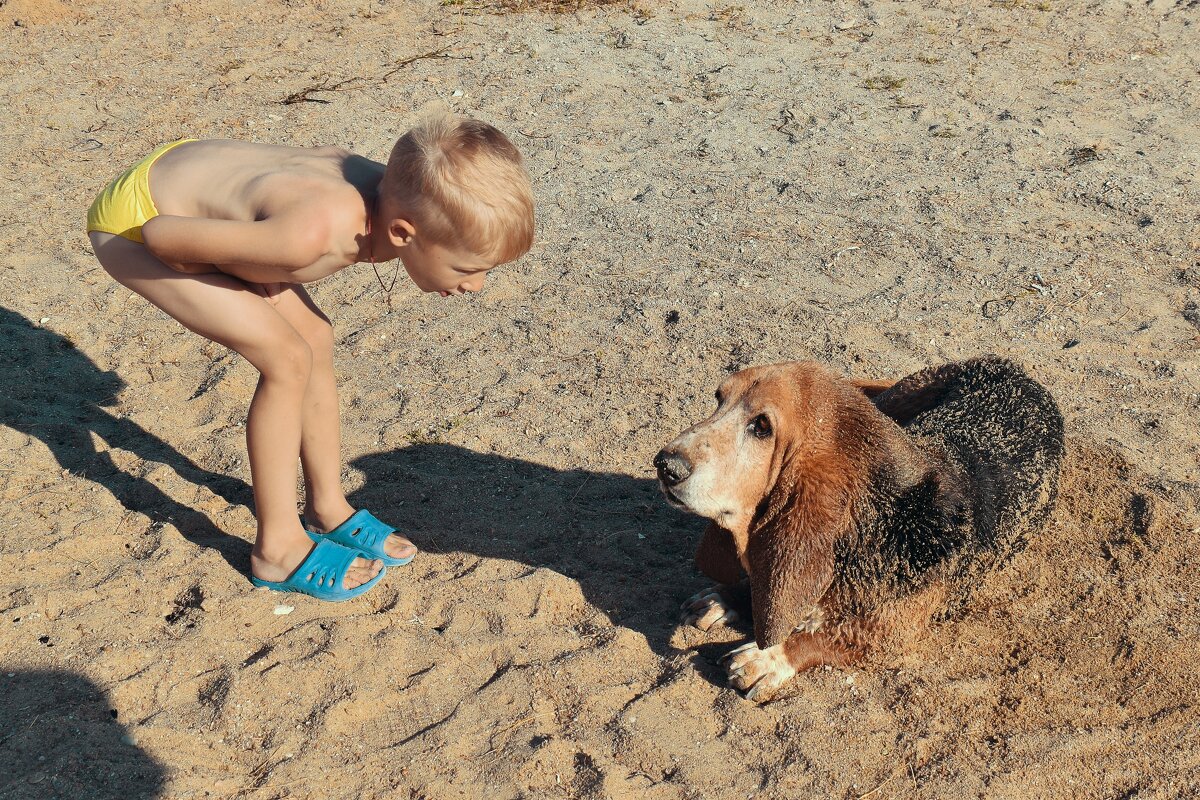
148,140 -> 385,282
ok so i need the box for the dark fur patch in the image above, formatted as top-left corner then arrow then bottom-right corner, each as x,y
833,356 -> 1064,618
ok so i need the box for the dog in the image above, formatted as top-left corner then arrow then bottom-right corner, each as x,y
654,355 -> 1064,701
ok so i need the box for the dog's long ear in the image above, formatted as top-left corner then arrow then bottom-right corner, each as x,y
746,474 -> 843,649
870,362 -> 965,426
852,379 -> 895,399
694,522 -> 745,585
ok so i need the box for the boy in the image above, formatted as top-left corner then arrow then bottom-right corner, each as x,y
86,115 -> 535,601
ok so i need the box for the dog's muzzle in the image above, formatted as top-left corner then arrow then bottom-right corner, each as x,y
654,449 -> 692,487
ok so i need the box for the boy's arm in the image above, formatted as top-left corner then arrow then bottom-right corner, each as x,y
141,214 -> 330,283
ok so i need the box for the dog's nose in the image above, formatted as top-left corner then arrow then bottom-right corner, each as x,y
654,448 -> 692,486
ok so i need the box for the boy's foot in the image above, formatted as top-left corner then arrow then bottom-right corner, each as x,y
303,505 -> 417,563
250,538 -> 385,601
252,535 -> 383,590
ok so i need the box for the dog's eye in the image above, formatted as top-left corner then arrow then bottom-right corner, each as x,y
749,414 -> 773,439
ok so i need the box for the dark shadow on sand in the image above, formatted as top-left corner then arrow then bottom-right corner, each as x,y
0,670 -> 167,799
0,306 -> 253,573
348,443 -> 750,662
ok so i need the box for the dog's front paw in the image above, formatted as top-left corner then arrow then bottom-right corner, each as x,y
721,641 -> 797,702
681,588 -> 740,631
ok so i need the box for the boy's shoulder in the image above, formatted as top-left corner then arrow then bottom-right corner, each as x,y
259,151 -> 372,220
261,182 -> 367,258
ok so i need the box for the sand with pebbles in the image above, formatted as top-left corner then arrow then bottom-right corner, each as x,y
1,0 -> 1198,797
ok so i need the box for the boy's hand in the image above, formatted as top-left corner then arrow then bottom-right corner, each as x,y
166,261 -> 220,275
253,282 -> 286,306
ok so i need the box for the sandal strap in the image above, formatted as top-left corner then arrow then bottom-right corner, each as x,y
326,509 -> 396,559
295,539 -> 359,591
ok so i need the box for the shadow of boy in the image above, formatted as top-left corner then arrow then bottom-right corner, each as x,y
0,306 -> 253,570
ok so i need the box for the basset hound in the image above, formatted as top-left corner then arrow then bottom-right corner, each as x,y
654,355 -> 1064,701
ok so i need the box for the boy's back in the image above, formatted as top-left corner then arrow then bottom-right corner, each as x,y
145,140 -> 377,283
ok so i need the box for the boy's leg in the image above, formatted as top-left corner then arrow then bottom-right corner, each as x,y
89,232 -> 382,588
269,285 -> 416,561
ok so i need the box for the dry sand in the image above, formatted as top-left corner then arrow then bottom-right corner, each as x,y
1,0 -> 1198,797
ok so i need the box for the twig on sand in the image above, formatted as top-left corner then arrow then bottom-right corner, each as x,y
113,510 -> 134,536
982,294 -> 1019,319
857,772 -> 896,799
823,244 -> 861,269
484,711 -> 555,760
774,107 -> 802,143
281,49 -> 451,104
569,475 -> 591,502
0,713 -> 42,748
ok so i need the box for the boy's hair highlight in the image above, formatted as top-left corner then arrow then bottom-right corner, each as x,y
383,114 -> 534,264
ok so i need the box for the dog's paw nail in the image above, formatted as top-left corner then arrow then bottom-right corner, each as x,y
696,607 -> 725,630
745,683 -> 775,703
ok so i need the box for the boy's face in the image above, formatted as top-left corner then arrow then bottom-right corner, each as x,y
397,236 -> 496,297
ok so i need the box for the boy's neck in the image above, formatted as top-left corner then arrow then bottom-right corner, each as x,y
361,197 -> 406,264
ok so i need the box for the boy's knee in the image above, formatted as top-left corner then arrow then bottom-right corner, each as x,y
261,337 -> 313,383
305,319 -> 335,363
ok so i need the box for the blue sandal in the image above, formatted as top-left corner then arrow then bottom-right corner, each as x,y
250,538 -> 385,601
305,509 -> 416,567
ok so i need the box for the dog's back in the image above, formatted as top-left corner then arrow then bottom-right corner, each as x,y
858,356 -> 1065,613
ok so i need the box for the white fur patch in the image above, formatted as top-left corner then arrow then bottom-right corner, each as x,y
723,641 -> 797,701
681,589 -> 739,631
794,605 -> 824,634
661,404 -> 771,528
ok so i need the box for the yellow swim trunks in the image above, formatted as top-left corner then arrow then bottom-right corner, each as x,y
86,139 -> 196,243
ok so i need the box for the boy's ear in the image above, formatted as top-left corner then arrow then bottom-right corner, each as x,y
388,218 -> 417,248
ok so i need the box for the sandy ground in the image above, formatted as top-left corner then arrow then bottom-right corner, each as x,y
1,0 -> 1199,797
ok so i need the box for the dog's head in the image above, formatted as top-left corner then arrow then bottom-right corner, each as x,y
655,361 -> 878,532
656,361 -> 921,647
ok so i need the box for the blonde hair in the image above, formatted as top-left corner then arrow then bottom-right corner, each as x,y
382,115 -> 534,264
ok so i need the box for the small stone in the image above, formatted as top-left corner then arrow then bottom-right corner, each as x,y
273,604 -> 294,615
451,89 -> 464,97
39,317 -> 49,324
